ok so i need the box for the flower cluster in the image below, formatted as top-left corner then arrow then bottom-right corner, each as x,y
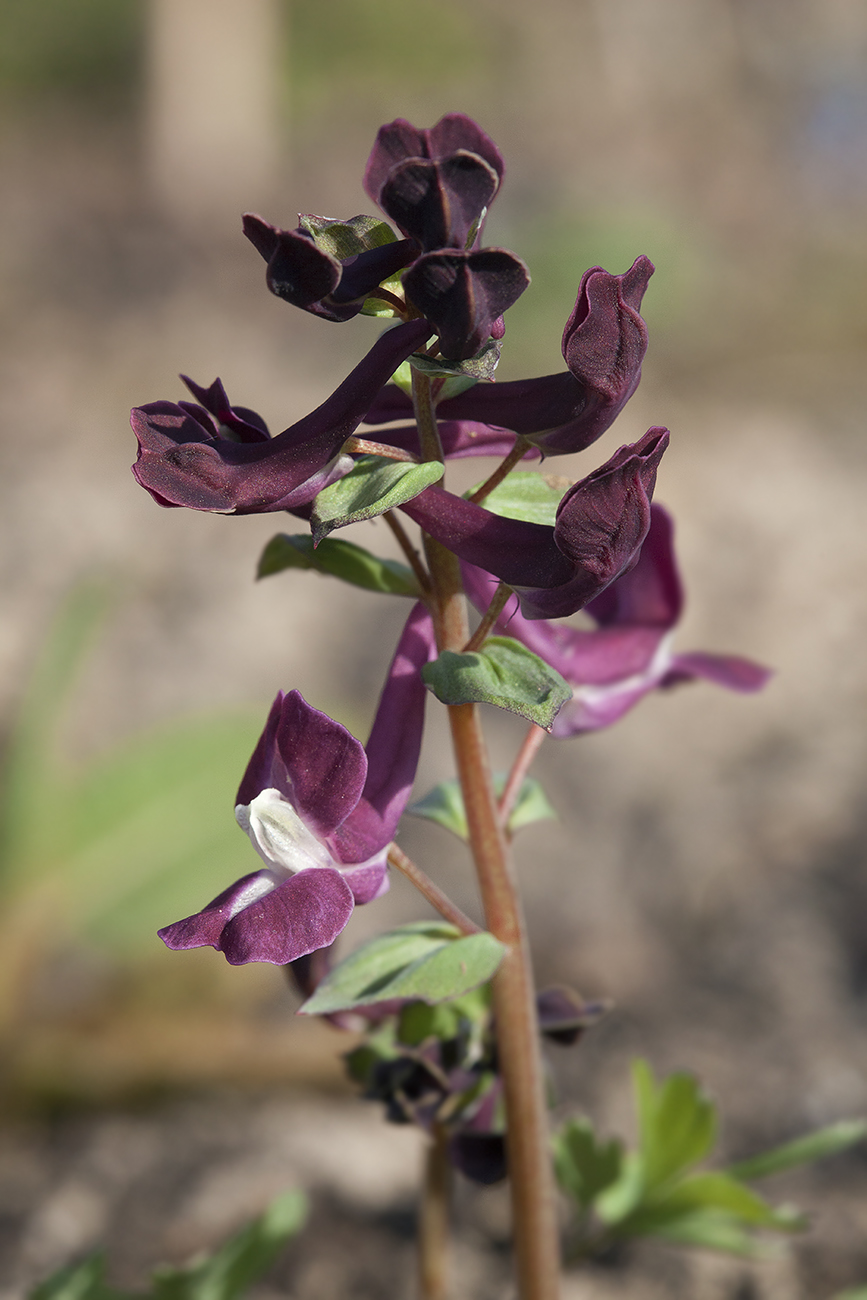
132,112 -> 767,1027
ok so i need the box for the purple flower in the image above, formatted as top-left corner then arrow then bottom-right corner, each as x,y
242,213 -> 417,322
402,248 -> 530,361
130,318 -> 431,514
158,603 -> 436,965
400,428 -> 669,619
364,113 -> 505,252
363,257 -> 654,455
463,505 -> 771,733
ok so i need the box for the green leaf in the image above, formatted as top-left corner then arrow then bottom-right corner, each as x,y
728,1119 -> 867,1183
30,1255 -> 130,1300
471,471 -> 568,526
409,337 -> 502,381
630,1208 -> 766,1257
554,1118 -> 623,1213
632,1059 -> 717,1194
311,456 -> 444,543
299,921 -> 505,1015
409,774 -> 556,841
389,358 -> 477,401
422,637 -> 571,729
151,1190 -> 307,1300
257,533 -> 419,596
625,1172 -> 802,1235
835,1289 -> 867,1300
298,212 -> 396,259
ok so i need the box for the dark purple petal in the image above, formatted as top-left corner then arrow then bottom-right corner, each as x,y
536,985 -> 608,1045
449,1133 -> 507,1184
179,375 -> 271,445
363,257 -> 652,455
244,215 -> 417,322
364,113 -> 504,208
340,854 -> 390,904
403,249 -> 530,360
236,693 -> 286,806
379,154 -> 499,251
585,503 -> 681,628
271,690 -> 368,839
662,652 -> 773,692
331,239 -> 418,303
403,429 -> 668,620
158,870 -> 270,952
131,318 -> 431,514
401,486 -> 576,590
370,419 -> 539,461
330,603 -> 436,863
219,870 -> 355,965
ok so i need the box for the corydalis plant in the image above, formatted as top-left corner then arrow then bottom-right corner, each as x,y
131,114 -> 773,1300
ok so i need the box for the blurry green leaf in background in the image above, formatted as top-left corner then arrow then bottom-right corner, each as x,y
0,580 -> 262,1020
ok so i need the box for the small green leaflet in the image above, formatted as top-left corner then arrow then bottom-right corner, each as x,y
311,456 -> 444,544
553,1118 -> 623,1214
470,471 -> 568,526
409,773 -> 557,841
257,533 -> 419,596
422,636 -> 571,729
299,920 -> 506,1015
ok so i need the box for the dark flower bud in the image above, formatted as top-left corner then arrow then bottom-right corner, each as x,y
400,428 -> 670,620
378,154 -> 500,252
243,213 -> 417,322
403,248 -> 530,360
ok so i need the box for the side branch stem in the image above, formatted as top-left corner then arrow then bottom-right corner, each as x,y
468,436 -> 534,504
498,724 -> 547,830
413,372 -> 560,1300
419,1124 -> 451,1300
387,844 -> 479,936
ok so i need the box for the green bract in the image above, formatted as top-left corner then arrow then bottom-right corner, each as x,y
422,636 -> 571,729
311,456 -> 444,544
299,921 -> 506,1014
472,470 -> 567,526
257,532 -> 419,596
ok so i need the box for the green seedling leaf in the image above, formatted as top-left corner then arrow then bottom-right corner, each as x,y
311,456 -> 444,543
31,1255 -> 130,1300
728,1118 -> 867,1183
409,773 -> 556,841
300,921 -> 505,1015
257,533 -> 419,596
632,1208 -> 766,1257
409,337 -> 502,381
422,637 -> 571,729
633,1059 -> 717,1194
471,471 -> 568,526
623,1172 -> 802,1235
554,1118 -> 623,1213
151,1190 -> 307,1300
835,1289 -> 867,1299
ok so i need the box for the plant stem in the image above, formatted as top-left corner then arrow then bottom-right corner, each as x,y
388,844 -> 480,935
419,1125 -> 451,1300
413,371 -> 561,1300
463,581 -> 513,653
344,436 -> 419,462
382,510 -> 432,593
498,724 -> 547,831
468,435 -> 534,504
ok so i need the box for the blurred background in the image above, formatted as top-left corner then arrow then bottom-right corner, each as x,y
1,1 -> 866,1296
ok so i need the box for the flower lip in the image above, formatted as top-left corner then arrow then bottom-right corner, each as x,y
131,317 -> 431,514
364,114 -> 504,208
